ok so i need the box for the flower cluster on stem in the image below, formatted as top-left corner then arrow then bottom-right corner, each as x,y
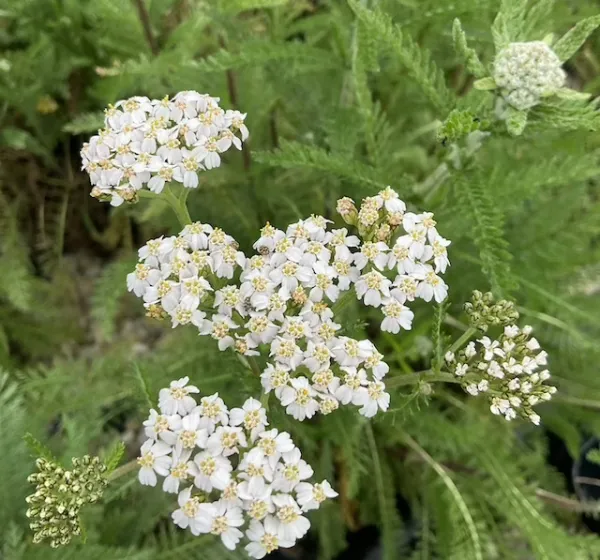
81,91 -> 248,206
445,324 -> 555,424
127,186 -> 451,420
138,377 -> 336,557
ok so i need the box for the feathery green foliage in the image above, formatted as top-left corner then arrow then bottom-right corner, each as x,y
1,0 -> 600,558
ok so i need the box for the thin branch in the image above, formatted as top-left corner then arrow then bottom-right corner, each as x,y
132,0 -> 159,56
575,476 -> 600,488
536,488 -> 600,513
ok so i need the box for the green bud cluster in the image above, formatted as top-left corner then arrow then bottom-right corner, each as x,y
26,455 -> 108,548
464,290 -> 519,332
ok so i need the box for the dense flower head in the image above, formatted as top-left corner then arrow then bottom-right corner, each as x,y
127,187 -> 451,421
81,91 -> 248,206
445,325 -> 555,424
138,378 -> 337,557
493,41 -> 565,110
26,455 -> 108,548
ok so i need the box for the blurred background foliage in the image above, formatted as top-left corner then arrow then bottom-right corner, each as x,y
2,0 -> 600,558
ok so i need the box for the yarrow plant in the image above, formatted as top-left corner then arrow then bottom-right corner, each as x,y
445,292 -> 555,424
125,184 -> 451,420
81,91 -> 248,206
138,377 -> 337,557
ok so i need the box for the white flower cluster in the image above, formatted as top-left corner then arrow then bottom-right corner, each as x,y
126,187 -> 451,420
445,325 -> 556,425
493,41 -> 566,110
81,91 -> 248,206
138,377 -> 336,558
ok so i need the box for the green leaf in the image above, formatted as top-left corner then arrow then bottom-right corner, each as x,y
505,107 -> 528,136
348,0 -> 453,114
473,77 -> 497,90
217,0 -> 289,14
437,109 -> 489,145
103,441 -> 126,473
63,112 -> 105,135
253,140 -> 394,193
194,41 -> 337,74
553,88 -> 591,101
133,363 -> 154,410
452,19 -> 486,78
552,15 -> 600,62
23,432 -> 57,462
453,172 -> 515,296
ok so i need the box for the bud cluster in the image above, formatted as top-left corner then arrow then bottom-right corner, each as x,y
493,41 -> 565,110
26,455 -> 108,547
445,325 -> 555,425
464,290 -> 519,332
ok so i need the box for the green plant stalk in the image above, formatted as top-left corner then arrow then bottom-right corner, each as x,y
446,327 -> 478,355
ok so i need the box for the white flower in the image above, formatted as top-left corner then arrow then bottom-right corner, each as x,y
158,377 -> 200,415
199,314 -> 237,351
137,439 -> 171,486
295,480 -> 338,511
175,413 -> 208,455
353,241 -> 389,271
355,271 -> 391,307
207,426 -> 247,457
246,517 -> 292,558
172,487 -> 204,535
272,447 -> 314,492
253,429 -> 295,468
273,494 -> 311,542
197,393 -> 229,432
230,398 -> 268,441
375,186 -> 406,214
190,451 -> 232,491
197,501 -> 244,550
163,453 -> 192,493
260,363 -> 291,398
381,299 -> 414,333
414,266 -> 448,303
143,409 -> 180,445
334,367 -> 368,404
354,381 -> 390,417
387,237 -> 417,274
270,337 -> 304,369
279,377 -> 320,421
310,261 -> 339,302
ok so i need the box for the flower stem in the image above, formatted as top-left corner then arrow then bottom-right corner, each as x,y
446,327 -> 478,355
107,459 -> 138,482
386,370 -> 459,388
163,187 -> 192,226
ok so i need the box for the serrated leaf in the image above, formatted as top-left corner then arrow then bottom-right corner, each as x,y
103,441 -> 125,473
506,107 -> 528,136
23,432 -> 57,462
348,0 -> 453,114
452,19 -> 486,78
253,140 -> 393,193
63,112 -> 105,135
553,15 -> 600,62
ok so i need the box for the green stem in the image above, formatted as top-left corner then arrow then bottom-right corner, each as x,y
163,187 -> 192,226
446,327 -> 478,355
386,370 -> 459,388
108,459 -> 138,481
